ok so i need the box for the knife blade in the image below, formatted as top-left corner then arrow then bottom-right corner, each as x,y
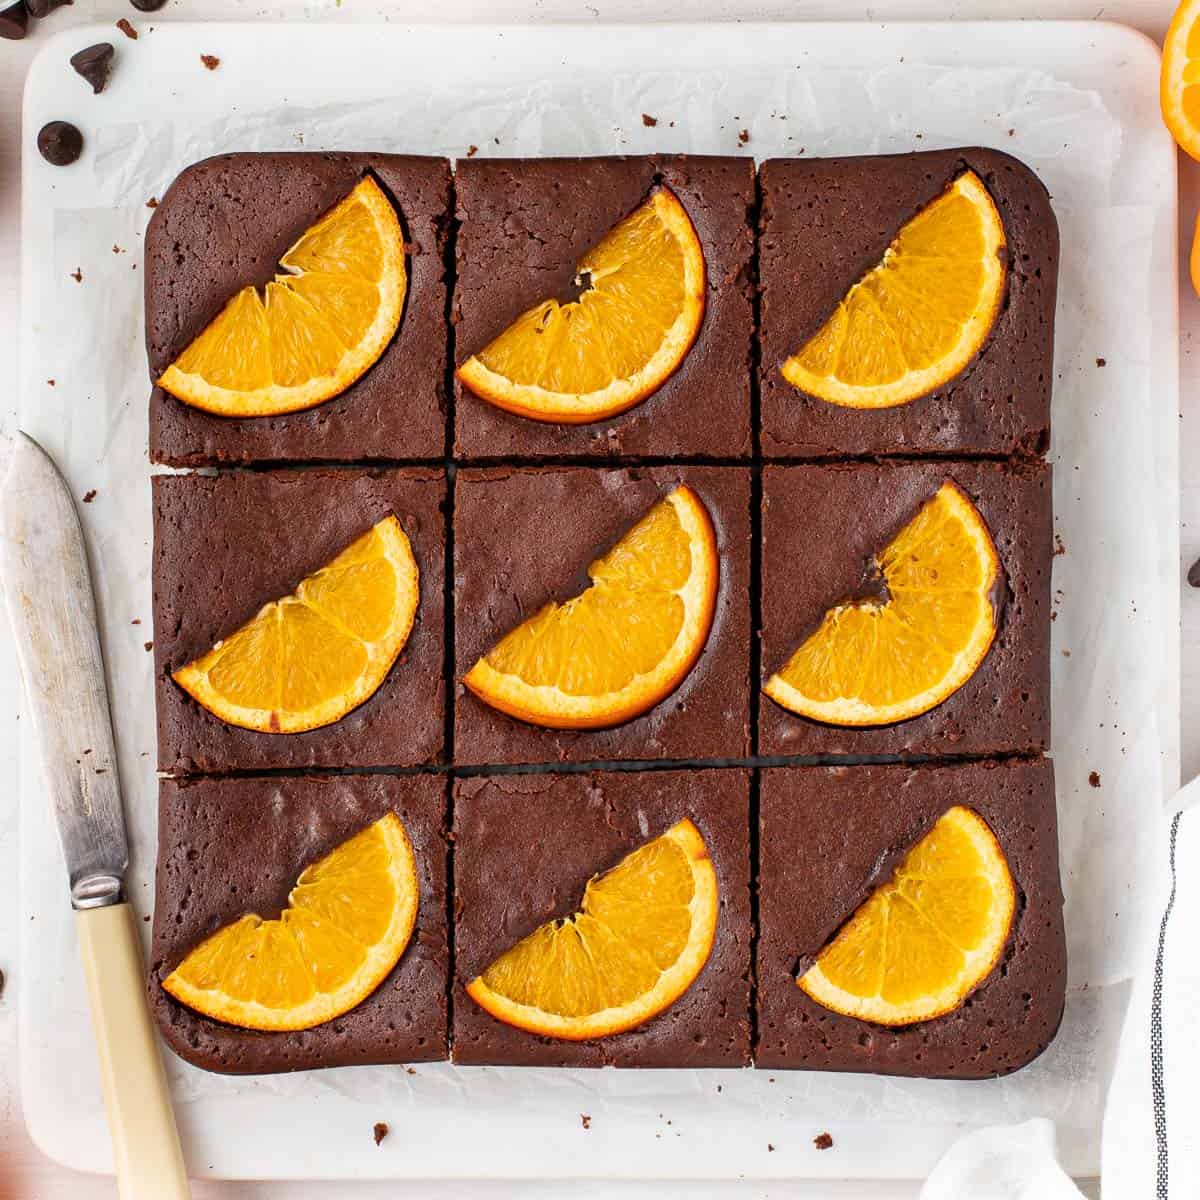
2,431 -> 190,1199
2,431 -> 127,908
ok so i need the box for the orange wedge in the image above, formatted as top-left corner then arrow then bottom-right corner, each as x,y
1163,0 -> 1200,161
466,818 -> 718,1040
764,480 -> 1001,726
781,171 -> 1006,409
456,187 -> 705,423
159,177 -> 406,416
163,813 -> 419,1031
799,806 -> 1015,1026
463,485 -> 718,729
174,516 -> 418,733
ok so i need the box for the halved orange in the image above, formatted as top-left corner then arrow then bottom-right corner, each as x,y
455,187 -> 706,423
1162,0 -> 1200,162
463,485 -> 718,729
798,806 -> 1015,1026
159,177 -> 406,416
764,480 -> 1001,726
163,813 -> 419,1032
174,515 -> 418,733
466,818 -> 718,1040
781,171 -> 1006,409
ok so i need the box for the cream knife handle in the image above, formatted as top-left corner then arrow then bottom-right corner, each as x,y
76,903 -> 191,1200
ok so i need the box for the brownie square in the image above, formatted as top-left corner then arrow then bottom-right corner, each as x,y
153,468 -> 445,772
453,466 -> 752,765
150,773 -> 448,1074
758,148 -> 1058,458
147,152 -> 451,466
453,156 -> 755,460
452,768 -> 752,1067
756,759 -> 1066,1078
759,460 -> 1050,757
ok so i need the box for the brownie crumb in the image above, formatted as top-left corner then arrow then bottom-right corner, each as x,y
46,379 -> 54,387
814,1132 -> 833,1151
1053,534 -> 1065,557
116,17 -> 137,38
737,129 -> 750,144
641,113 -> 658,127
1008,128 -> 1016,136
0,967 -> 5,997
82,489 -> 96,503
200,53 -> 219,70
131,618 -> 141,625
580,1113 -> 591,1130
143,914 -> 150,922
466,145 -> 478,158
767,1143 -> 776,1152
144,641 -> 154,652
1096,357 -> 1107,367
1088,771 -> 1101,789
146,197 -> 158,208
0,2 -> 28,41
70,268 -> 83,283
372,1122 -> 388,1146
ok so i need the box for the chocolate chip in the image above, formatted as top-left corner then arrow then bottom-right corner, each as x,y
37,121 -> 83,167
26,0 -> 71,17
1189,557 -> 1200,588
115,16 -> 136,38
372,1122 -> 388,1146
70,42 -> 115,94
199,53 -> 219,70
129,0 -> 167,9
0,2 -> 28,40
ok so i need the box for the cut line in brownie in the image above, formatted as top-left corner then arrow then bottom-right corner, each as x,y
759,459 -> 1051,757
153,467 -> 445,773
453,465 -> 752,766
758,148 -> 1058,459
150,773 -> 448,1074
755,758 -> 1066,1078
452,768 -> 752,1067
148,152 -> 451,466
453,155 -> 755,460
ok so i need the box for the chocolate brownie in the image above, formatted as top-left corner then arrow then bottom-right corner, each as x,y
153,468 -> 445,772
147,152 -> 451,466
756,759 -> 1066,1078
150,773 -> 448,1073
453,156 -> 755,460
758,148 -> 1058,458
453,466 -> 751,765
759,460 -> 1050,757
452,768 -> 752,1067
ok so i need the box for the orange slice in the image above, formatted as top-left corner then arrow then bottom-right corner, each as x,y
463,485 -> 718,729
1163,0 -> 1200,161
781,171 -> 1006,409
163,813 -> 419,1032
456,187 -> 706,423
466,818 -> 718,1040
174,516 -> 418,733
159,177 -> 406,416
764,480 -> 1000,726
798,806 -> 1015,1026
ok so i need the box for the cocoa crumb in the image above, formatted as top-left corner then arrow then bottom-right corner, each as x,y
131,618 -> 141,625
82,490 -> 96,503
814,1132 -> 833,1151
1088,771 -> 1101,789
116,18 -> 137,39
200,54 -> 219,70
737,128 -> 750,144
580,1114 -> 591,1130
641,113 -> 658,127
466,145 -> 478,158
372,1122 -> 388,1146
146,197 -> 158,208
1008,128 -> 1015,136
767,1143 -> 776,1152
1053,534 -> 1065,557
144,641 -> 153,652
1096,357 -> 1107,367
143,914 -> 150,922
47,379 -> 54,387
70,268 -> 83,283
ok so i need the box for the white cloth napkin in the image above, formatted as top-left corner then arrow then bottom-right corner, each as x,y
921,782 -> 1200,1199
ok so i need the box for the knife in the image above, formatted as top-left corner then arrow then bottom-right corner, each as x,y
2,432 -> 190,1200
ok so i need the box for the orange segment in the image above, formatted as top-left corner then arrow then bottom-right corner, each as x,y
466,818 -> 718,1040
163,813 -> 419,1032
159,177 -> 406,416
456,187 -> 706,423
798,806 -> 1015,1026
764,480 -> 1001,726
463,485 -> 718,729
781,171 -> 1006,409
174,516 -> 418,733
